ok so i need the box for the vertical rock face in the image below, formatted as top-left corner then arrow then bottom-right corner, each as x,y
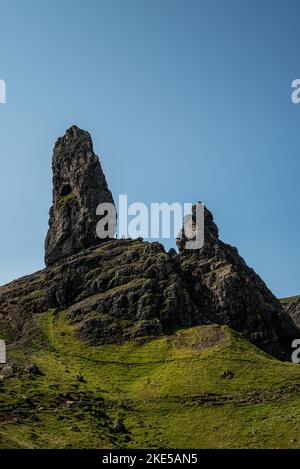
45,126 -> 114,267
178,204 -> 299,358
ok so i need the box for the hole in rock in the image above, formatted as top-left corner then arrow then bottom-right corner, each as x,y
60,184 -> 72,197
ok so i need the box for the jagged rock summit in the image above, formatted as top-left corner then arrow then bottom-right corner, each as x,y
177,204 -> 299,358
45,125 -> 114,267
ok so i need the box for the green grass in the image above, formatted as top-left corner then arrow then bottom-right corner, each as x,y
57,193 -> 76,207
23,289 -> 46,302
1,310 -> 300,448
280,295 -> 300,304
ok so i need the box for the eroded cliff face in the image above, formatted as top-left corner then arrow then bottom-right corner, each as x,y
45,126 -> 114,267
177,204 -> 298,358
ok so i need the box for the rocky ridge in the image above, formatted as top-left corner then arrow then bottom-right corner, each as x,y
0,238 -> 206,347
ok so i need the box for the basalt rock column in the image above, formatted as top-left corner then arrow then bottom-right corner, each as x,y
45,126 -> 115,267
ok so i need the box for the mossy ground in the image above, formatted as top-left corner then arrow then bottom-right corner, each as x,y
1,310 -> 300,449
281,295 -> 300,304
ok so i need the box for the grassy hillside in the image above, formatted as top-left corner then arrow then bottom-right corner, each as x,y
281,295 -> 300,305
1,310 -> 300,449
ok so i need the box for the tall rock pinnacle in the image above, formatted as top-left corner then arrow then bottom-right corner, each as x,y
45,126 -> 114,267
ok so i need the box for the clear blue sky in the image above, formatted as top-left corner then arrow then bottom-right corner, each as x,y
0,0 -> 299,298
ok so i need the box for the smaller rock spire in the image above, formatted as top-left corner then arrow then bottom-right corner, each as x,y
178,202 -> 299,358
45,126 -> 115,267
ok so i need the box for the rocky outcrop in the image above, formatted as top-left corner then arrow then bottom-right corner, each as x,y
45,126 -> 114,267
281,296 -> 300,329
1,128 -> 298,361
0,239 -> 206,347
0,215 -> 298,358
177,204 -> 299,359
